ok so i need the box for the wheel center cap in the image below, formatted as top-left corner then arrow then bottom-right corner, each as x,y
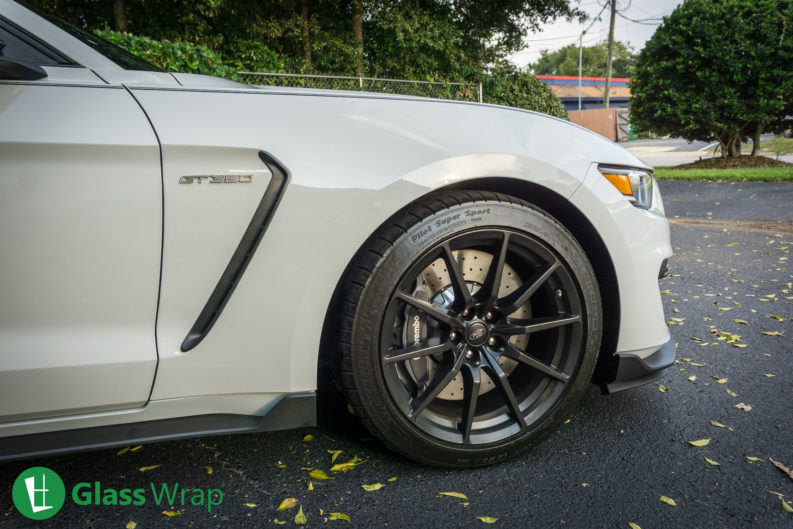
465,320 -> 490,347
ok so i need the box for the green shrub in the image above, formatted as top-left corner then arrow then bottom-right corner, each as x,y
95,29 -> 239,80
483,65 -> 567,119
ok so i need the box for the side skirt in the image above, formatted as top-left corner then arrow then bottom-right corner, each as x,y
0,392 -> 315,462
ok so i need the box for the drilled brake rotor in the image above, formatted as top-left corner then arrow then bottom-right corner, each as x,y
402,249 -> 531,400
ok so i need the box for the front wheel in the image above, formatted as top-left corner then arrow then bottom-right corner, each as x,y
336,191 -> 602,467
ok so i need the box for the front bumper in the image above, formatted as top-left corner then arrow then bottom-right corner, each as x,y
604,337 -> 676,393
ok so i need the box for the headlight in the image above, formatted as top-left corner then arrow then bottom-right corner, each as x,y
597,165 -> 654,209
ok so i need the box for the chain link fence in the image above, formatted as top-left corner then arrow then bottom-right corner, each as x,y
237,72 -> 482,103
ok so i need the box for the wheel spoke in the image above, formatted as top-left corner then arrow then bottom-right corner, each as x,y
408,350 -> 465,420
497,260 -> 559,315
479,233 -> 509,310
481,348 -> 527,427
441,243 -> 473,309
395,291 -> 459,327
500,342 -> 570,383
491,314 -> 580,336
459,364 -> 481,443
383,341 -> 452,365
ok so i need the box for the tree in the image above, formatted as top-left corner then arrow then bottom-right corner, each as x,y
32,0 -> 585,80
630,0 -> 793,157
483,64 -> 567,119
529,40 -> 637,78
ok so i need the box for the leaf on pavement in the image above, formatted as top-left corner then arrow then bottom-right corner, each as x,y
658,384 -> 668,393
327,449 -> 343,463
746,456 -> 764,462
295,505 -> 307,525
162,511 -> 181,517
713,377 -> 728,384
710,421 -> 731,428
129,445 -> 142,452
705,458 -> 720,466
764,374 -> 775,377
303,434 -> 314,442
331,456 -> 363,472
769,458 -> 793,481
734,403 -> 752,411
783,500 -> 793,514
329,512 -> 351,522
659,495 -> 677,506
309,469 -> 331,480
273,519 -> 287,525
628,524 -> 642,529
475,517 -> 498,524
762,331 -> 784,336
726,389 -> 739,397
733,319 -> 749,325
307,482 -> 314,491
439,491 -> 469,501
388,477 -> 398,482
687,438 -> 711,447
732,343 -> 748,348
278,498 -> 298,510
362,483 -> 385,491
688,375 -> 697,381
244,503 -> 257,508
125,522 -> 137,529
139,465 -> 160,472
117,447 -> 130,456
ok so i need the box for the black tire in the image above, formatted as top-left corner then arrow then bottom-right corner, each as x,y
336,191 -> 601,467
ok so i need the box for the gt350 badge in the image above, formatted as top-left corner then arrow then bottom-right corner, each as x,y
179,175 -> 253,184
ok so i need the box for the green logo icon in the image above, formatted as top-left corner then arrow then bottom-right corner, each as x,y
12,467 -> 65,520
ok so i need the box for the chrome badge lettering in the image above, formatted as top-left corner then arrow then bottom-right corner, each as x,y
179,175 -> 253,184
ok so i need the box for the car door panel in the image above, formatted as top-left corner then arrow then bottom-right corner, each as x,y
0,78 -> 161,421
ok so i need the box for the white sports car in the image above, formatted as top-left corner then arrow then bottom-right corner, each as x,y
0,0 -> 674,467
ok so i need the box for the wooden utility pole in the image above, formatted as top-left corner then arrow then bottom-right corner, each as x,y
603,0 -> 616,108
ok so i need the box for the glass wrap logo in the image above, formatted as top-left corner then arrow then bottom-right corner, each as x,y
12,466 -> 223,520
12,467 -> 66,520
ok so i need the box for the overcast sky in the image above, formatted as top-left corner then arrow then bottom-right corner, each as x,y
509,0 -> 684,70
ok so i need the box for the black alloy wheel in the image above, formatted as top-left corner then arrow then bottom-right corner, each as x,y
336,191 -> 602,467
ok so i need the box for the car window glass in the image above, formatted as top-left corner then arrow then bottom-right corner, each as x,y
0,18 -> 70,66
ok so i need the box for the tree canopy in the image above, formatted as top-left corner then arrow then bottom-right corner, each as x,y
529,40 -> 637,78
34,0 -> 585,80
630,0 -> 793,157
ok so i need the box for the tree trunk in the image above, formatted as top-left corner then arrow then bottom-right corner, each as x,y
352,0 -> 363,76
113,0 -> 127,32
602,0 -> 616,108
750,123 -> 764,156
300,0 -> 311,70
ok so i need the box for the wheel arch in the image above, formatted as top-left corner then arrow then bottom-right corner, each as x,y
318,176 -> 620,390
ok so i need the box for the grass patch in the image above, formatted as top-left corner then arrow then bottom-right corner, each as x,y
655,166 -> 793,181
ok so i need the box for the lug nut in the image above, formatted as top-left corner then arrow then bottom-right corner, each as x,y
488,337 -> 496,346
465,349 -> 474,359
450,331 -> 458,341
486,312 -> 493,320
556,289 -> 564,298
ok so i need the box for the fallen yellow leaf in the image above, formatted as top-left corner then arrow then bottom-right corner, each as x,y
138,465 -> 160,472
439,491 -> 469,501
303,434 -> 314,442
783,500 -> 793,514
309,469 -> 331,480
295,505 -> 307,525
763,331 -> 784,336
688,375 -> 697,382
362,483 -> 385,491
204,466 -> 213,475
117,447 -> 130,456
726,389 -> 739,397
125,522 -> 137,529
746,456 -> 764,462
245,503 -> 257,508
278,498 -> 298,510
475,516 -> 499,524
329,512 -> 351,522
660,495 -> 677,506
162,511 -> 181,517
327,449 -> 343,463
388,477 -> 398,482
628,523 -> 641,529
710,421 -> 730,428
705,458 -> 720,466
687,438 -> 711,447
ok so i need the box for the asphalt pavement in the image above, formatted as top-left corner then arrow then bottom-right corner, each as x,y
2,182 -> 792,528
